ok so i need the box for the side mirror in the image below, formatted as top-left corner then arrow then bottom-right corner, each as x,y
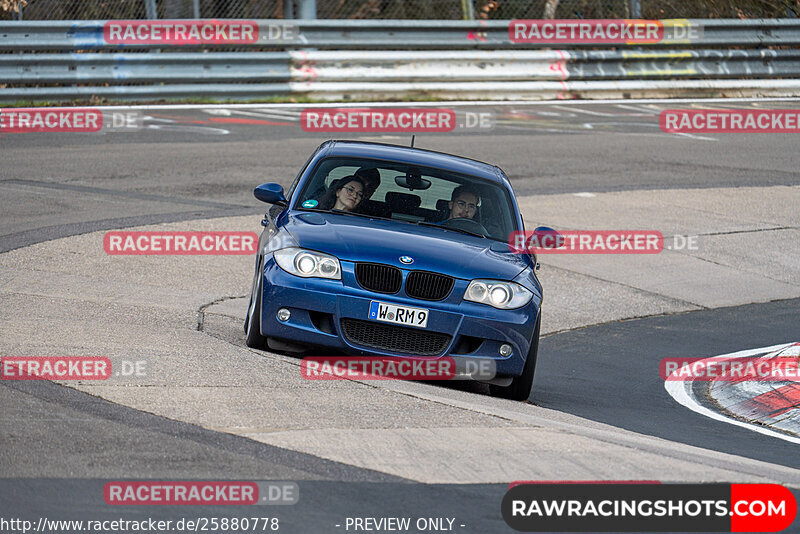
254,183 -> 288,206
529,226 -> 564,250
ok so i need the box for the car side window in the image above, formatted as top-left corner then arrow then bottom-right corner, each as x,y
287,147 -> 323,202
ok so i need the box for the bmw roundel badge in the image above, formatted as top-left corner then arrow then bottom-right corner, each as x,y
399,256 -> 414,264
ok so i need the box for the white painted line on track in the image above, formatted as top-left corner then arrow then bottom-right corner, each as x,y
671,132 -> 718,142
552,104 -> 616,116
664,342 -> 800,445
614,103 -> 661,115
203,108 -> 301,119
202,108 -> 301,122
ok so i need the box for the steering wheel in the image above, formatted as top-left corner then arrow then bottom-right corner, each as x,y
442,217 -> 491,237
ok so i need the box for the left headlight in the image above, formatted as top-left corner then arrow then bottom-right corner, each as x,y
464,279 -> 532,309
273,247 -> 341,280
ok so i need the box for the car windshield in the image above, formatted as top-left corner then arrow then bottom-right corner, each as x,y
295,156 -> 518,242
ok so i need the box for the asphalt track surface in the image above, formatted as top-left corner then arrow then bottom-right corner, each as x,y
4,99 -> 800,251
1,99 -> 799,532
536,298 -> 800,469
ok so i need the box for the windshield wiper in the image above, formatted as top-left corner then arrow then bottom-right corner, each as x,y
416,221 -> 487,238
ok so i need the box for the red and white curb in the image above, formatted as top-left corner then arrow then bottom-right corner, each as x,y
665,342 -> 800,444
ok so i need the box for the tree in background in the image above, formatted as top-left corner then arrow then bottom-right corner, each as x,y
0,0 -> 26,12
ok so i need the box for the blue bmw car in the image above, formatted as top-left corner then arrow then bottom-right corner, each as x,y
245,140 -> 542,400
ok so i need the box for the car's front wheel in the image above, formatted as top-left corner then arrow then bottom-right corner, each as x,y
245,258 -> 268,349
489,314 -> 540,401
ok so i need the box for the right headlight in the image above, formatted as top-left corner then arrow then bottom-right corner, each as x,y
464,279 -> 532,309
273,247 -> 341,280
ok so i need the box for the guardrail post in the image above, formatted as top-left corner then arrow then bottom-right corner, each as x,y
145,0 -> 158,19
630,0 -> 642,18
192,0 -> 200,18
283,0 -> 295,19
297,0 -> 316,19
17,2 -> 23,20
462,0 -> 475,20
543,0 -> 558,18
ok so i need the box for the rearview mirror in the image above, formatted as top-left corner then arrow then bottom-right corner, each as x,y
254,183 -> 288,206
395,167 -> 430,191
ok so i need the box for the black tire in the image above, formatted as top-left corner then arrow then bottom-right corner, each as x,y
489,314 -> 540,401
245,260 -> 268,349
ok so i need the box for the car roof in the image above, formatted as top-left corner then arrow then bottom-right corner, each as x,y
319,140 -> 507,185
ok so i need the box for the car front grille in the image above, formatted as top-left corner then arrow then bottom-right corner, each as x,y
406,271 -> 454,301
341,318 -> 451,356
355,263 -> 402,294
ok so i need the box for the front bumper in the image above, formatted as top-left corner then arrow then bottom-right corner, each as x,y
259,257 -> 541,377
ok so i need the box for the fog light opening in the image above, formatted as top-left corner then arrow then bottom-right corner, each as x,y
499,344 -> 513,357
277,308 -> 291,322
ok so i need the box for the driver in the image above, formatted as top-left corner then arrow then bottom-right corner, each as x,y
448,185 -> 480,220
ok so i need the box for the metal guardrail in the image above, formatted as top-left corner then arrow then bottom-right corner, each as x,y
5,79 -> 799,102
3,19 -> 800,50
1,53 -> 291,83
287,50 -> 800,82
1,19 -> 800,102
4,50 -> 798,82
3,50 -> 800,102
0,84 -> 292,101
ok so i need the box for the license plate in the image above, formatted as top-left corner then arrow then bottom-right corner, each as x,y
368,301 -> 429,328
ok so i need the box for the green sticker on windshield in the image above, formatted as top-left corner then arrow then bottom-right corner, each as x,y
302,199 -> 318,208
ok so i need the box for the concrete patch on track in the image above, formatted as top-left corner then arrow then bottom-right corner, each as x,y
518,185 -> 800,309
2,185 -> 800,485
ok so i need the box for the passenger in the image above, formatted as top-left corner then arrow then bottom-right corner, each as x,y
319,175 -> 366,212
353,166 -> 385,216
308,167 -> 379,205
355,167 -> 381,200
448,185 -> 480,220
